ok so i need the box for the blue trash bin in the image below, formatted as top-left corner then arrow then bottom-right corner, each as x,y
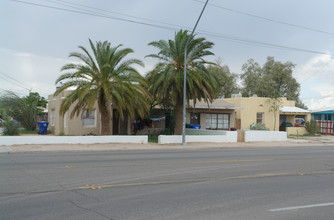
37,121 -> 49,135
193,124 -> 201,129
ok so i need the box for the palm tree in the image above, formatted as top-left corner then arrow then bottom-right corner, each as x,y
146,30 -> 218,135
55,39 -> 150,135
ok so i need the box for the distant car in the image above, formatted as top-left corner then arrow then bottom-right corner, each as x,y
294,118 -> 305,127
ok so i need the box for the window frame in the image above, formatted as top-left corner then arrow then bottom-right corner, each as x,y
256,112 -> 264,124
82,109 -> 96,127
206,113 -> 230,130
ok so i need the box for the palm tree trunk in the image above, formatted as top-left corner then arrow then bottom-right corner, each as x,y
100,94 -> 111,135
101,106 -> 111,135
174,95 -> 183,135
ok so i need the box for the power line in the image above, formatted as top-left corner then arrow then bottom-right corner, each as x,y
46,0 -> 334,56
0,75 -> 30,91
193,0 -> 334,36
302,93 -> 334,101
11,0 -> 334,57
11,0 -> 177,31
0,88 -> 27,96
49,0 -> 186,30
0,71 -> 49,97
0,71 -> 32,90
197,31 -> 332,56
45,0 -> 333,56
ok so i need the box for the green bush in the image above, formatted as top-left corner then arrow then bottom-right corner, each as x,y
148,135 -> 158,143
305,120 -> 319,136
2,120 -> 20,136
250,123 -> 269,131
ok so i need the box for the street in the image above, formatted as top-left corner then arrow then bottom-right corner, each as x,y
1,146 -> 334,219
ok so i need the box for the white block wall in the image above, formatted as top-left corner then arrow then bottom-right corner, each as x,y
0,136 -> 148,146
158,132 -> 237,144
244,130 -> 287,142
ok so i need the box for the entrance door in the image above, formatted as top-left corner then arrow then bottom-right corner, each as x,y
113,110 -> 119,135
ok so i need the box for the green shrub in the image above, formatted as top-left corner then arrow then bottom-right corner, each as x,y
250,123 -> 269,131
148,135 -> 158,143
2,120 -> 20,136
305,120 -> 319,136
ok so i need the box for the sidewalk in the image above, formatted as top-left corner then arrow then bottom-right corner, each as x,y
1,136 -> 333,153
288,135 -> 334,144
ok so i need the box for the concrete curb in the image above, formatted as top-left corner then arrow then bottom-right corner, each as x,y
6,139 -> 333,153
0,147 -> 12,153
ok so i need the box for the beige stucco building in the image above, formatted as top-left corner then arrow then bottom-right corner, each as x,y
187,99 -> 240,130
48,89 -> 310,135
225,96 -> 311,131
48,90 -> 131,136
48,90 -> 240,135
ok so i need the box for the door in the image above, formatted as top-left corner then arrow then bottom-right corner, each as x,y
113,110 -> 119,135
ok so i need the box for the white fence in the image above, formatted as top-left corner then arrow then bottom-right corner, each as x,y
0,136 -> 148,146
158,131 -> 237,144
0,131 -> 288,146
244,130 -> 287,142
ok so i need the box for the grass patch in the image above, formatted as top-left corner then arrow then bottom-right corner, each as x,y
289,133 -> 321,137
58,132 -> 75,136
20,129 -> 39,134
20,129 -> 52,135
148,135 -> 158,143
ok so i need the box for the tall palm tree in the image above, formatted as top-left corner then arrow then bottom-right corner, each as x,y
55,39 -> 150,135
146,30 -> 218,135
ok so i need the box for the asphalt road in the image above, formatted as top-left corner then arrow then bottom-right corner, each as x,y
1,146 -> 334,219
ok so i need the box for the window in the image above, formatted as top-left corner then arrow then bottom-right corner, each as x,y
50,110 -> 55,126
206,113 -> 229,130
82,109 -> 96,126
190,113 -> 200,124
256,112 -> 264,124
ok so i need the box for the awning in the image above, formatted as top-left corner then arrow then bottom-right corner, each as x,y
189,105 -> 243,110
150,116 -> 165,122
280,106 -> 310,114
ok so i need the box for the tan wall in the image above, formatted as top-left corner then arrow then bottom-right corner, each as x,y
48,90 -> 102,136
286,127 -> 308,136
226,97 -> 298,131
48,90 -> 143,136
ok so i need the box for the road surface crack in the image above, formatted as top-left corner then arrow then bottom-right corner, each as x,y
68,199 -> 113,220
70,189 -> 100,202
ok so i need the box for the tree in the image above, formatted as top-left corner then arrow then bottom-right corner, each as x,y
241,57 -> 303,106
146,30 -> 218,135
55,39 -> 151,135
240,58 -> 262,97
267,97 -> 282,131
24,92 -> 47,115
0,91 -> 44,131
207,63 -> 239,98
305,120 -> 319,135
295,99 -> 308,110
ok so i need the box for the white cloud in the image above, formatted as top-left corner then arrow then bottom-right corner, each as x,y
297,54 -> 334,83
0,48 -> 68,97
296,54 -> 334,110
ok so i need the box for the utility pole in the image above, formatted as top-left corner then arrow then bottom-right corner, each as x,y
182,0 -> 209,145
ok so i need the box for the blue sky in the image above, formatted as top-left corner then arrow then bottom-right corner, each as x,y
1,0 -> 334,110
